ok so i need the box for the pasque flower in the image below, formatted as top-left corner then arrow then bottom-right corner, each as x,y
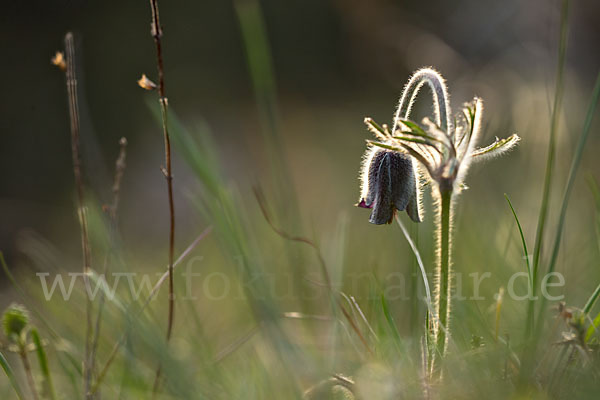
358,146 -> 422,224
358,67 -> 520,369
359,68 -> 519,215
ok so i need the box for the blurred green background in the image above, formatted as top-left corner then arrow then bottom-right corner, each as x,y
1,0 -> 599,261
1,0 -> 600,398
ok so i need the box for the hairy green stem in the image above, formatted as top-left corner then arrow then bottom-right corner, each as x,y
393,68 -> 452,135
435,189 -> 453,363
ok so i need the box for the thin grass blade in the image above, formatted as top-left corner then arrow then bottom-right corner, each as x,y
530,0 -> 570,331
587,175 -> 600,254
505,194 -> 535,340
31,329 -> 57,400
381,292 -> 402,352
583,283 -> 600,316
0,350 -> 25,400
538,70 -> 600,327
585,312 -> 600,342
504,195 -> 532,289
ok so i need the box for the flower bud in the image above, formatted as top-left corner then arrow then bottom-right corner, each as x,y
3,303 -> 29,343
358,149 -> 421,224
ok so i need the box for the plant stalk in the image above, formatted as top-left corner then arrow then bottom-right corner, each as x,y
435,188 -> 453,365
20,347 -> 40,400
147,0 -> 175,392
63,32 -> 94,399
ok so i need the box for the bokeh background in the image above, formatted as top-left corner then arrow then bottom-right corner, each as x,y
1,0 -> 600,397
2,0 -> 599,260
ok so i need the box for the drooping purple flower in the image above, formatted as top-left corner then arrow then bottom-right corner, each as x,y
358,148 -> 421,224
358,68 -> 519,227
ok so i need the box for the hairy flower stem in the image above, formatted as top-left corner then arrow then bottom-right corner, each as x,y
434,188 -> 453,368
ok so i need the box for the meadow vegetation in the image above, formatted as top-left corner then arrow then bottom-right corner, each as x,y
1,0 -> 600,398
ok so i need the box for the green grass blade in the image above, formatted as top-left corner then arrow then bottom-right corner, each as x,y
233,0 -> 278,129
545,70 -> 600,278
504,194 -> 532,289
519,0 -> 570,371
531,0 -> 570,316
233,0 -> 298,215
56,354 -> 80,399
381,293 -> 402,352
583,283 -> 600,316
145,98 -> 221,196
0,350 -> 25,400
31,329 -> 57,400
585,312 -> 600,342
504,194 -> 534,340
536,71 -> 600,333
589,174 -> 600,204
587,175 -> 600,254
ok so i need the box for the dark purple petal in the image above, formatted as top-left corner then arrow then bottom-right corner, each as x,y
358,149 -> 421,225
364,150 -> 388,207
406,192 -> 422,223
369,152 -> 394,224
389,152 -> 415,213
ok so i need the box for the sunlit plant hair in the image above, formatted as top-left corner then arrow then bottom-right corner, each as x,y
359,67 -> 519,371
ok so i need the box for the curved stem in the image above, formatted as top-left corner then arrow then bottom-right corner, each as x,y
435,189 -> 453,366
393,68 -> 452,137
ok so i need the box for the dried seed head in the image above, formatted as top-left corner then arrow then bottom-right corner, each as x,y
137,74 -> 157,90
51,51 -> 66,71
